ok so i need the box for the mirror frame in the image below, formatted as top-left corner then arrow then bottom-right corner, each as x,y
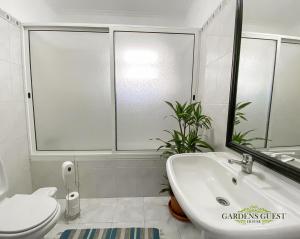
226,0 -> 300,183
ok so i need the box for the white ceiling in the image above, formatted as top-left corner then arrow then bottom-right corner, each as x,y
3,0 -> 299,31
46,0 -> 195,17
244,0 -> 300,33
0,0 -> 203,26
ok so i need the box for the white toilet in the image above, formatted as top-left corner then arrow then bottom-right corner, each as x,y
0,160 -> 61,239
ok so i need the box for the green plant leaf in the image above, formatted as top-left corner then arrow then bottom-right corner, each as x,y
153,100 -> 215,193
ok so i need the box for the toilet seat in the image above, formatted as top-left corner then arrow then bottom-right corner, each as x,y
0,194 -> 59,234
0,201 -> 60,239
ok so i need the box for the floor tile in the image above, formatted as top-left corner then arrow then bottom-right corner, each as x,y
76,222 -> 113,229
146,219 -> 181,239
45,223 -> 77,239
176,220 -> 204,239
58,198 -> 117,224
46,223 -> 113,239
144,196 -> 170,222
78,198 -> 117,223
113,197 -> 144,223
47,197 -> 197,239
112,221 -> 145,228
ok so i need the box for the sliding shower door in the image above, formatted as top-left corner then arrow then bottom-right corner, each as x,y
236,37 -> 277,148
28,28 -> 196,152
29,31 -> 111,150
269,42 -> 300,147
114,32 -> 195,150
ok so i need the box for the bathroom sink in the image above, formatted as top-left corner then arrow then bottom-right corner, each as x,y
167,152 -> 300,239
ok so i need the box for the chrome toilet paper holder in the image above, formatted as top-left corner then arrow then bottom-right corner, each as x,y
62,161 -> 81,221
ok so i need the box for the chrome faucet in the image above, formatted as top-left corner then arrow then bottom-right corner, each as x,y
228,154 -> 253,174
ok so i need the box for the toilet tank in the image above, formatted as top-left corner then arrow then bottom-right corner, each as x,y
0,159 -> 8,201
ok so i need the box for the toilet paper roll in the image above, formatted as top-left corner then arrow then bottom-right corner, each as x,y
62,161 -> 75,190
65,191 -> 80,218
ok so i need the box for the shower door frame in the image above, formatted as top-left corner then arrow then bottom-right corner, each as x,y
22,24 -> 200,158
241,32 -> 300,150
240,32 -> 281,149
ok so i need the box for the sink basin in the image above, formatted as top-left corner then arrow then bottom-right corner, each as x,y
167,152 -> 300,239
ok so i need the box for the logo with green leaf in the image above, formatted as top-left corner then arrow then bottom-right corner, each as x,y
222,205 -> 286,225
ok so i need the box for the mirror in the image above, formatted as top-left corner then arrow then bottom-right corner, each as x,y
227,0 -> 300,182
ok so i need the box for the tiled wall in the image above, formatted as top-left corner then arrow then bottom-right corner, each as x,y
185,0 -> 224,28
197,0 -> 236,150
31,156 -> 167,199
0,1 -> 186,27
0,15 -> 32,195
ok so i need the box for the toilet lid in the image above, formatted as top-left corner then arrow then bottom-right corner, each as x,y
0,194 -> 58,233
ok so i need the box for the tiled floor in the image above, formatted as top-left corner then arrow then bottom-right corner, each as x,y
46,197 -> 203,239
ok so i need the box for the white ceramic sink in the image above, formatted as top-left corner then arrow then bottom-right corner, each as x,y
167,152 -> 300,239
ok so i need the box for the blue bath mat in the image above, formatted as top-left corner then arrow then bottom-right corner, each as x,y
60,228 -> 160,239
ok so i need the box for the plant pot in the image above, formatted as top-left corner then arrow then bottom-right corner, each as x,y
168,195 -> 190,222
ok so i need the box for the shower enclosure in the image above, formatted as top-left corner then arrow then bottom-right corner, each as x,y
236,32 -> 300,149
24,25 -> 199,153
23,25 -> 199,198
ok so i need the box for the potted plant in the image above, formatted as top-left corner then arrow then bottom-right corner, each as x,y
154,101 -> 214,221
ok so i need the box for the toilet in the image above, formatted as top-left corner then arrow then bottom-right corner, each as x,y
0,160 -> 61,239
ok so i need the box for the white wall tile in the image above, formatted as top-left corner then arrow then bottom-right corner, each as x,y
115,167 -> 138,197
215,53 -> 233,104
0,60 -> 12,101
0,17 -> 32,196
11,102 -> 28,139
113,159 -> 165,168
76,156 -> 118,168
31,156 -> 74,198
11,63 -> 24,101
203,103 -> 229,150
136,167 -> 167,197
31,156 -> 167,198
9,24 -> 22,64
78,164 -> 117,198
205,35 -> 221,65
0,18 -> 10,61
77,158 -> 166,198
0,136 -> 31,195
202,61 -> 219,105
185,0 -> 223,28
0,103 -> 12,144
197,0 -> 236,151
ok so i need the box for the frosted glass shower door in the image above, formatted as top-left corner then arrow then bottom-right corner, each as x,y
114,32 -> 195,150
236,38 -> 277,148
29,31 -> 111,150
269,42 -> 300,147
